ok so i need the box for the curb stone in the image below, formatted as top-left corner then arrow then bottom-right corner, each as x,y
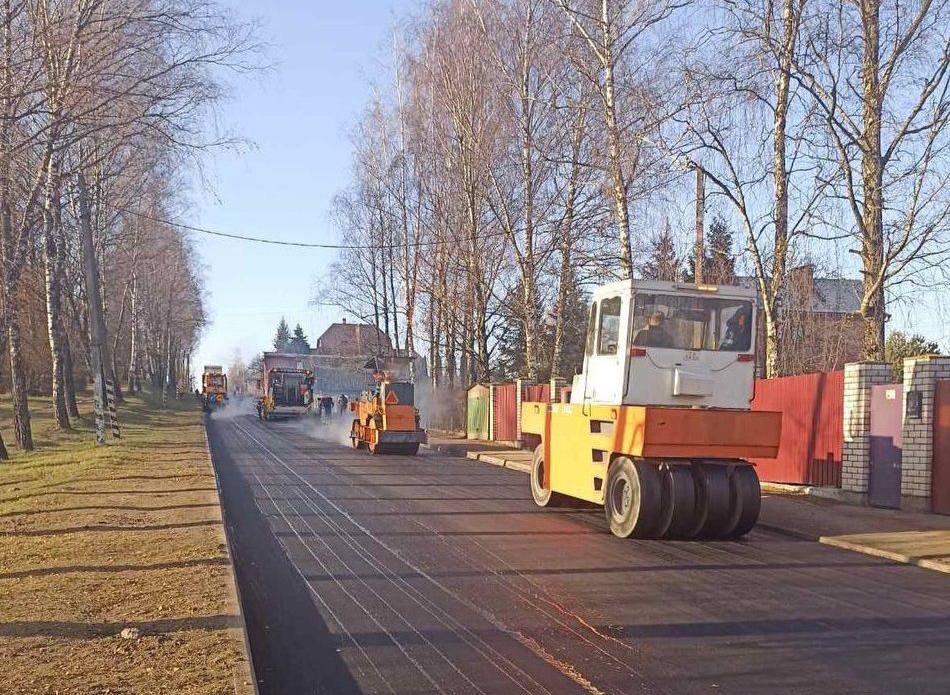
465,451 -> 532,474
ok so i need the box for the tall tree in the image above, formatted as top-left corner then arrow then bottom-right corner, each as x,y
642,222 -> 681,281
273,317 -> 292,351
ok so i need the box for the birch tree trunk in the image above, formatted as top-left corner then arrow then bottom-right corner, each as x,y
42,158 -> 69,428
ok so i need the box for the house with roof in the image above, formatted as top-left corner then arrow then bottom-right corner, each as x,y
739,265 -> 864,376
262,319 -> 426,398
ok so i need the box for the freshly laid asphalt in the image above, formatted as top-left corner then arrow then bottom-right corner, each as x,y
207,413 -> 950,695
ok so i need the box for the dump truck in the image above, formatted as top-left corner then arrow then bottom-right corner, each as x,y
201,365 -> 228,411
256,367 -> 314,420
522,279 -> 782,539
350,378 -> 427,455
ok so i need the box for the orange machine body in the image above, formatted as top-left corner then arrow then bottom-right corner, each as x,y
350,381 -> 427,454
521,401 -> 782,504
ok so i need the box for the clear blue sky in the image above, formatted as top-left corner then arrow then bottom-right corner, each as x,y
192,0 -> 412,371
192,0 -> 948,373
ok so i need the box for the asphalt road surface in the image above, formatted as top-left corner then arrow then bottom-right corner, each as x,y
207,413 -> 950,695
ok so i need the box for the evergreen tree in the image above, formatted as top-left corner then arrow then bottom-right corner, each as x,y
684,214 -> 736,284
288,324 -> 311,354
885,331 -> 940,381
706,215 -> 736,284
642,222 -> 681,281
494,297 -> 527,380
272,317 -> 292,351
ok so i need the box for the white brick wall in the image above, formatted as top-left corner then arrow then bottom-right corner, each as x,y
901,355 -> 950,499
842,362 -> 893,493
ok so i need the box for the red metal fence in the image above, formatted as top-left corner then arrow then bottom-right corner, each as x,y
494,384 -> 518,441
751,370 -> 844,486
522,383 -> 550,403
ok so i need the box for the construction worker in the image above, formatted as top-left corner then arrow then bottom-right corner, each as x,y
633,311 -> 674,348
338,394 -> 349,414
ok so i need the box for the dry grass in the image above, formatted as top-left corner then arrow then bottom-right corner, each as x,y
0,392 -> 251,694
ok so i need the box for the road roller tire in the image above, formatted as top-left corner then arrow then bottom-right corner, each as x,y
530,446 -> 567,508
604,457 -> 662,539
398,443 -> 420,456
656,464 -> 697,539
698,464 -> 734,538
727,465 -> 761,538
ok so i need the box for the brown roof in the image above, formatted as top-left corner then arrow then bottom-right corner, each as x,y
314,322 -> 394,356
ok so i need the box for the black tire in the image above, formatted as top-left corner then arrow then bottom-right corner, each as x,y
656,464 -> 697,539
403,443 -> 420,456
604,457 -> 662,538
530,446 -> 567,507
727,465 -> 761,538
698,464 -> 733,538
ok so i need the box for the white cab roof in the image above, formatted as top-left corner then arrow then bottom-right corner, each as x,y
591,279 -> 757,302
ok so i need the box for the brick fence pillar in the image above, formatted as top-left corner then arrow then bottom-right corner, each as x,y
901,355 -> 950,511
842,362 -> 893,496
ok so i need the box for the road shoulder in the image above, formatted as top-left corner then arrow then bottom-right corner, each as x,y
0,394 -> 254,694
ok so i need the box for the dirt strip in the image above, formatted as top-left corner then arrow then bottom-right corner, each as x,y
0,395 -> 254,694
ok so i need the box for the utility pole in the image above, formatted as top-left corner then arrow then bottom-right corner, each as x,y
77,171 -> 109,444
694,165 -> 705,284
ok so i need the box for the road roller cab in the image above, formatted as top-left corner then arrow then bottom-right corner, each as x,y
521,279 -> 782,539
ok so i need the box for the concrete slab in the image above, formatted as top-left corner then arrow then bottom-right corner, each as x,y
466,449 -> 532,473
820,531 -> 950,575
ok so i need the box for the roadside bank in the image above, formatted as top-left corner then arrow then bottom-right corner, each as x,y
0,394 -> 254,694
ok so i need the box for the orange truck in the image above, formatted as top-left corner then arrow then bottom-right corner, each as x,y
349,379 -> 427,455
201,365 -> 228,411
521,279 -> 782,540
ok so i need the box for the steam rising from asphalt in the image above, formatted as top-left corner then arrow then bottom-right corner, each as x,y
289,410 -> 353,447
208,396 -> 257,420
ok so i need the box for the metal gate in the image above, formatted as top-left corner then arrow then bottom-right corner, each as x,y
869,383 -> 903,508
466,385 -> 489,440
494,384 -> 517,441
751,371 -> 844,486
933,380 -> 950,515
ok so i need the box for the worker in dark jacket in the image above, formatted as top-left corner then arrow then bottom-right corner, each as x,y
633,312 -> 674,348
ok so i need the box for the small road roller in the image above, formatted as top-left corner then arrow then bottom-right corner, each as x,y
521,279 -> 782,539
350,379 -> 427,455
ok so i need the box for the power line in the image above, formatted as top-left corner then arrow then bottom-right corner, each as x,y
120,208 -> 511,251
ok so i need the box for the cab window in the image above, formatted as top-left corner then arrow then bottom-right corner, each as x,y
597,296 -> 622,355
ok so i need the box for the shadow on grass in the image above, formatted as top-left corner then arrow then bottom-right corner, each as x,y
1,487 -> 218,503
0,519 -> 220,537
0,556 -> 230,580
0,614 -> 241,639
0,503 -> 219,518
